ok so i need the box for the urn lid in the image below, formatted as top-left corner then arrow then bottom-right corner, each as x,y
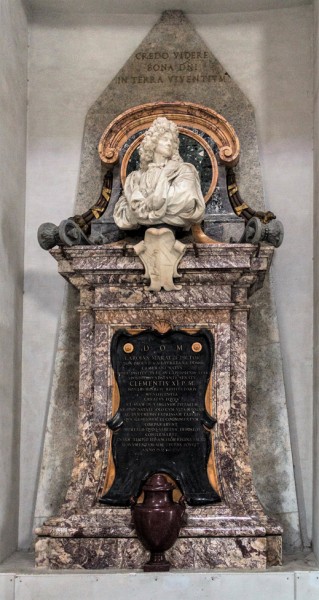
143,474 -> 174,492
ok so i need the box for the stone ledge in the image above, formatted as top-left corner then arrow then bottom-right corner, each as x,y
34,535 -> 277,570
0,553 -> 318,600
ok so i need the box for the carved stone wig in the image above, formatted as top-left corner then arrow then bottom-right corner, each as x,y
113,116 -> 206,230
139,117 -> 181,171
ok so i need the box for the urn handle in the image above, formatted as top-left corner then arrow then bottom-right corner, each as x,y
179,494 -> 186,508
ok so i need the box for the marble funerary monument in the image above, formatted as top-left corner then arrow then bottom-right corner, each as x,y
35,12 -> 294,570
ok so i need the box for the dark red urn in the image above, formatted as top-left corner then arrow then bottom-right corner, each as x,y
131,474 -> 186,572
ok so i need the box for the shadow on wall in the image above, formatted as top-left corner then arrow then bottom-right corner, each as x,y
27,7 -> 312,555
262,10 -> 313,552
191,7 -> 312,550
0,282 -> 23,561
33,284 -> 80,534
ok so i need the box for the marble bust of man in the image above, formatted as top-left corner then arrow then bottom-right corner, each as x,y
113,117 -> 206,230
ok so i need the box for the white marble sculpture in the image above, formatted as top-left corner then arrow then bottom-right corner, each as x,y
113,117 -> 206,291
113,117 -> 206,230
134,228 -> 186,292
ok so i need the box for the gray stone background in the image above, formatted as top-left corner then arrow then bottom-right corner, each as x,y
33,12 -> 300,552
5,2 -> 311,561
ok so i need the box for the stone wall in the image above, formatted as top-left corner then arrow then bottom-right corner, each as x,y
313,0 -> 319,562
0,0 -> 28,562
21,6 -> 313,550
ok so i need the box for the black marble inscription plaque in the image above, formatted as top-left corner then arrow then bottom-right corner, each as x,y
100,328 -> 220,506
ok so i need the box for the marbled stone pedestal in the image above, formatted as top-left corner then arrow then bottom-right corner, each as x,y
35,243 -> 282,569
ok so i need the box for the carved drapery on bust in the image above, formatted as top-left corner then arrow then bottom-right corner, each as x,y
113,117 -> 206,230
37,101 -> 283,251
34,10 -> 290,568
113,116 -> 208,291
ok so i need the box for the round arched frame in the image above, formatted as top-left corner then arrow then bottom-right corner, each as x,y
98,101 -> 240,170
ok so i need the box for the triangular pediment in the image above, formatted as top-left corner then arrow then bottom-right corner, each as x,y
76,10 -> 263,218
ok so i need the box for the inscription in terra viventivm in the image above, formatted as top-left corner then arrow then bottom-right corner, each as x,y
116,50 -> 230,85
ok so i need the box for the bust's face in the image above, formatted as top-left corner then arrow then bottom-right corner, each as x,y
154,132 -> 174,159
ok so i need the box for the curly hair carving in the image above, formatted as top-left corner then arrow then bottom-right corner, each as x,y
139,117 -> 182,171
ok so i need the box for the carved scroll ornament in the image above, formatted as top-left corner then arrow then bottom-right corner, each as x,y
98,101 -> 240,169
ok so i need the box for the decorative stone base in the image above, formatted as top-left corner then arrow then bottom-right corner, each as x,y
35,244 -> 283,570
35,535 -> 281,570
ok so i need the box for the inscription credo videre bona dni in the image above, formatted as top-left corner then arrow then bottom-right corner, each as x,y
116,50 -> 230,85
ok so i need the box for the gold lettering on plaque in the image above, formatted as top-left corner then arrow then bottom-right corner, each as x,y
102,327 -> 220,499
